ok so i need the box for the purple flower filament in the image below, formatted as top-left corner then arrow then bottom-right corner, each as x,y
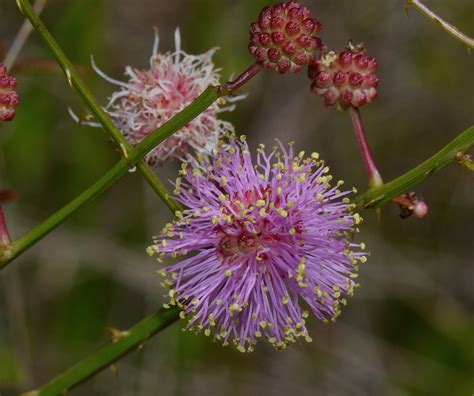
148,135 -> 367,352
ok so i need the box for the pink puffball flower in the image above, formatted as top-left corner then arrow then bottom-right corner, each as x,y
85,29 -> 241,167
148,135 -> 367,352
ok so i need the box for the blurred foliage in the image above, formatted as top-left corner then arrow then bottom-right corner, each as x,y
0,1 -> 473,395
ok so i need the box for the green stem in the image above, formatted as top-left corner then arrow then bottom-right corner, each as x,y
16,0 -> 181,213
0,85 -> 220,269
21,307 -> 180,396
405,0 -> 474,50
355,124 -> 474,208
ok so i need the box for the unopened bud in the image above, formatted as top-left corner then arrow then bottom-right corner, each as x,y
0,64 -> 19,122
249,1 -> 322,74
308,42 -> 378,110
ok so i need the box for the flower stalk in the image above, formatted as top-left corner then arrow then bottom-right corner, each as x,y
225,62 -> 262,92
0,207 -> 12,260
348,106 -> 383,189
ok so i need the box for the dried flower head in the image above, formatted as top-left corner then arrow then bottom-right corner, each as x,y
148,135 -> 367,352
308,42 -> 379,109
86,29 -> 241,167
0,64 -> 19,122
249,1 -> 322,73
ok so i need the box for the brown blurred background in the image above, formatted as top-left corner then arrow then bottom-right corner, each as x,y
0,1 -> 473,395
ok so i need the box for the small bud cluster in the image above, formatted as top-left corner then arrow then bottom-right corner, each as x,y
308,44 -> 379,109
0,64 -> 19,121
249,1 -> 322,73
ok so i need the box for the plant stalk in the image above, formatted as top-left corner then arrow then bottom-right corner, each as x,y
348,106 -> 384,189
21,307 -> 180,396
405,0 -> 474,50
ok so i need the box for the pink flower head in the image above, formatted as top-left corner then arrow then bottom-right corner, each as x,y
0,64 -> 19,122
148,135 -> 367,352
88,29 -> 241,167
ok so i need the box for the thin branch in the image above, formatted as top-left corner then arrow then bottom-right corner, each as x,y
21,307 -> 180,396
3,0 -> 47,69
405,0 -> 474,50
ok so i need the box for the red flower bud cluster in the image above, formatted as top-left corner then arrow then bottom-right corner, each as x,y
308,45 -> 379,109
249,1 -> 322,74
0,64 -> 19,122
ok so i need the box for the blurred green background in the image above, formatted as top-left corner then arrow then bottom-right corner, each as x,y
0,1 -> 473,395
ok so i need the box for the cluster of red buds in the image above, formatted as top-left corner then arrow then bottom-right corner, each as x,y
248,1 -> 322,74
0,64 -> 19,121
308,43 -> 379,109
245,2 -> 379,108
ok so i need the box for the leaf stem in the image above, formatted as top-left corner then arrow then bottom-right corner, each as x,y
405,0 -> 474,50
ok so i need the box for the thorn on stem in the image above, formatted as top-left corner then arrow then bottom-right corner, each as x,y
110,363 -> 119,377
106,326 -> 130,343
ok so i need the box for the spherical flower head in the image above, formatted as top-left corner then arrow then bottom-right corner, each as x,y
308,43 -> 379,109
92,29 -> 240,167
249,1 -> 322,74
0,64 -> 19,122
148,135 -> 367,352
